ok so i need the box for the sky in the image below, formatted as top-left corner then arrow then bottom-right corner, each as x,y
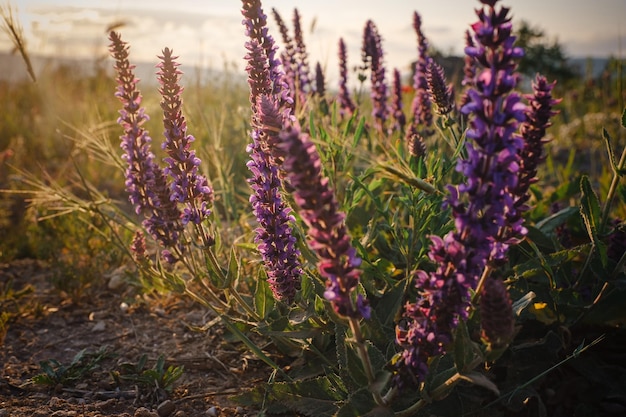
2,0 -> 625,84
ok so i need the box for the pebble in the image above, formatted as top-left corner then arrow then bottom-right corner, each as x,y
157,400 -> 176,417
92,320 -> 107,332
206,406 -> 219,417
0,409 -> 9,417
48,396 -> 63,408
134,407 -> 158,417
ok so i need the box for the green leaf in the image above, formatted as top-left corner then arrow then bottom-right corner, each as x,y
254,271 -> 274,320
373,278 -> 407,329
459,371 -> 500,396
603,128 -> 619,174
621,106 -> 626,128
336,387 -> 378,417
534,206 -> 579,234
223,247 -> 239,289
452,321 -> 481,373
233,376 -> 346,417
352,116 -> 366,148
579,175 -> 608,267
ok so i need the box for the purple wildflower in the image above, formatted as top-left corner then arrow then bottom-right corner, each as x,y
242,0 -> 292,113
247,117 -> 302,302
109,31 -> 182,261
495,75 -> 559,248
390,68 -> 406,133
314,62 -> 325,97
362,20 -> 388,131
278,122 -> 370,320
394,0 -> 527,387
243,2 -> 302,303
292,9 -> 312,101
272,8 -> 297,105
157,48 -> 213,227
426,61 -> 454,116
516,75 -> 559,206
459,29 -> 477,110
407,12 -> 433,138
408,132 -> 427,158
131,231 -> 148,263
338,38 -> 356,118
480,276 -> 514,348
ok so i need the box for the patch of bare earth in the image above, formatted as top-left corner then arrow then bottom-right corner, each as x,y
1,259 -> 273,417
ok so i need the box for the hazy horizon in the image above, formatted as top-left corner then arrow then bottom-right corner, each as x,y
2,1 -> 625,84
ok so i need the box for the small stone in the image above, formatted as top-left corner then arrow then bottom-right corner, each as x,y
134,408 -> 157,417
206,406 -> 219,417
157,400 -> 176,417
0,409 -> 9,417
49,396 -> 63,408
107,266 -> 127,290
92,320 -> 106,332
173,411 -> 186,417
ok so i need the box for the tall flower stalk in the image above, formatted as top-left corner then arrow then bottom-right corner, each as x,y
362,20 -> 388,131
108,31 -> 183,263
394,0 -> 527,388
406,11 -> 433,146
390,68 -> 406,134
337,37 -> 356,118
242,0 -> 302,303
278,122 -> 369,319
157,48 -> 213,233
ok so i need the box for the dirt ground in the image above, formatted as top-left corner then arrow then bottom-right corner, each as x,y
0,259 -> 275,417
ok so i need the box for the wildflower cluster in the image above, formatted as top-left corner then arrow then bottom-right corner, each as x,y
109,31 -> 184,263
102,0 -> 576,414
394,0 -> 533,387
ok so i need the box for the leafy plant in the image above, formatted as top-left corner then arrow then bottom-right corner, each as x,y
112,354 -> 184,402
32,347 -> 112,387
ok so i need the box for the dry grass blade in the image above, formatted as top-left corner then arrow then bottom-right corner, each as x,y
1,1 -> 36,82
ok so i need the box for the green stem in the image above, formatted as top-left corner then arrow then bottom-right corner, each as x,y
204,247 -> 261,321
471,264 -> 493,304
348,317 -> 384,405
394,372 -> 464,417
600,144 -> 626,233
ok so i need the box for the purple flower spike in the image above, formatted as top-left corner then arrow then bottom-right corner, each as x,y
480,276 -> 514,348
157,47 -> 213,226
408,12 -> 433,135
242,0 -> 292,113
394,0 -> 527,388
426,61 -> 454,116
517,75 -> 560,206
314,62 -> 325,97
390,68 -> 406,133
272,9 -> 298,106
278,122 -> 370,320
109,31 -> 182,260
293,9 -> 312,100
338,38 -> 356,118
243,1 -> 302,303
362,20 -> 388,131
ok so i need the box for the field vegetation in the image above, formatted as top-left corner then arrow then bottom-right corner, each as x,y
1,0 -> 625,416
